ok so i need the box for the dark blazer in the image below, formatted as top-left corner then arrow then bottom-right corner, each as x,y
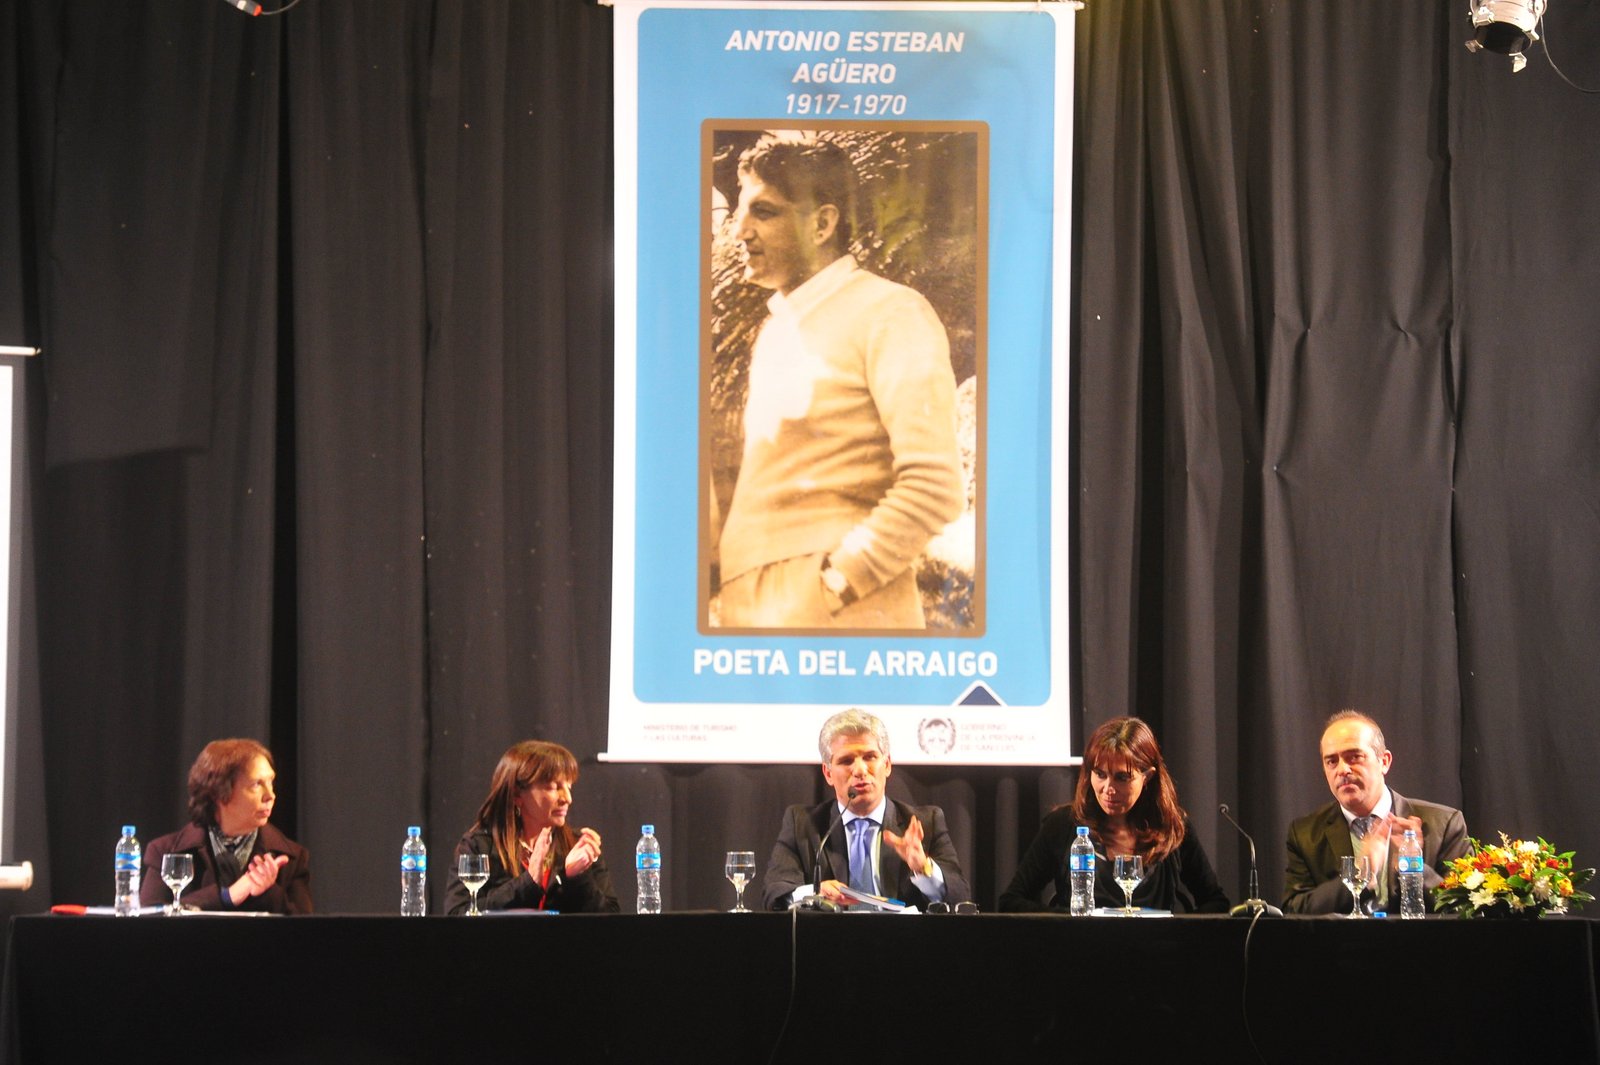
1283,789 -> 1469,914
997,808 -> 1230,913
443,828 -> 620,915
140,821 -> 313,914
762,797 -> 971,910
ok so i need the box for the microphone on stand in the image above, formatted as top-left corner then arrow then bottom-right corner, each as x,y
1219,803 -> 1283,917
796,786 -> 856,911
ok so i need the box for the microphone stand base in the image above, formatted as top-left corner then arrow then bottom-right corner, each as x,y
794,895 -> 841,913
1229,899 -> 1284,918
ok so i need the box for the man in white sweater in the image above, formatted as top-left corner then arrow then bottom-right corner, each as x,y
716,135 -> 963,630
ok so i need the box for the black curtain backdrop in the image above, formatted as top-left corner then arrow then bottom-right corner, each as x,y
1,0 -> 1598,927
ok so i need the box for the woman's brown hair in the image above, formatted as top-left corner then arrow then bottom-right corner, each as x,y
472,740 -> 581,874
187,739 -> 274,827
1070,717 -> 1188,864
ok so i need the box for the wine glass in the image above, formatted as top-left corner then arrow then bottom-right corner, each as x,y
1339,854 -> 1372,918
160,853 -> 193,916
1113,854 -> 1143,915
458,854 -> 490,916
724,851 -> 756,912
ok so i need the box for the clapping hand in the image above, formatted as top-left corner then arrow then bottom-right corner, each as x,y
1359,813 -> 1423,874
1369,813 -> 1424,875
1387,813 -> 1424,842
565,827 -> 602,876
230,852 -> 289,903
524,827 -> 554,879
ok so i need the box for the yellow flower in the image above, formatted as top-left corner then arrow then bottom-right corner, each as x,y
1441,872 -> 1460,890
1483,872 -> 1508,894
1559,878 -> 1574,897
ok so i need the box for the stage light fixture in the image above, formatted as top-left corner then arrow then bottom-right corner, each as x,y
1465,0 -> 1547,72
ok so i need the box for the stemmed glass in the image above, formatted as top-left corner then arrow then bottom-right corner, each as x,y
724,851 -> 755,912
458,854 -> 489,916
161,853 -> 193,916
1114,854 -> 1143,915
1339,854 -> 1372,919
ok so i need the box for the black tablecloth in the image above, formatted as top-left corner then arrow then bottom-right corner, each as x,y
5,912 -> 1597,1063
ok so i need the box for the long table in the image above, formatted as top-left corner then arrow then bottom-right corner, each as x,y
5,912 -> 1598,1062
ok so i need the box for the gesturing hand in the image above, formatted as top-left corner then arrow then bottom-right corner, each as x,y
883,815 -> 930,876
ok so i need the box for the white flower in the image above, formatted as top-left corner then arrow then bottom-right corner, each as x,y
1469,887 -> 1498,909
1463,870 -> 1485,890
1533,879 -> 1554,902
1506,895 -> 1526,912
1517,840 -> 1540,856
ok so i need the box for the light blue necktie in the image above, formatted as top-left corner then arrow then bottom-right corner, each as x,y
848,818 -> 877,895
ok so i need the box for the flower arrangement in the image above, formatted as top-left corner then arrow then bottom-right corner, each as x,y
1434,833 -> 1595,918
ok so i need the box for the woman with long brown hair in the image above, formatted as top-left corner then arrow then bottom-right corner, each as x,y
1000,717 -> 1228,913
444,740 -> 619,914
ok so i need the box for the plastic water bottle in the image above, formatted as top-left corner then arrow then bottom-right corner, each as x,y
1069,825 -> 1095,916
635,824 -> 662,914
401,826 -> 427,916
114,825 -> 141,916
1397,828 -> 1425,919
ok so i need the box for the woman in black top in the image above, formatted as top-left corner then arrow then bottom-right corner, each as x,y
1000,717 -> 1229,914
444,740 -> 619,915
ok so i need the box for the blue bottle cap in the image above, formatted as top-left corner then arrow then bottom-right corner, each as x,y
122,825 -> 136,835
1076,825 -> 1090,836
642,824 -> 654,835
1371,911 -> 1388,919
407,826 -> 421,837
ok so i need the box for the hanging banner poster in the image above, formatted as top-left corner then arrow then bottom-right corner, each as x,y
608,0 -> 1075,765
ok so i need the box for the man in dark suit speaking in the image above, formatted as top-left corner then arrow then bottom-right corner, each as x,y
763,708 -> 971,910
1284,710 -> 1469,914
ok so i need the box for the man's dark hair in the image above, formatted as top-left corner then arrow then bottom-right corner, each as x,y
737,134 -> 857,253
